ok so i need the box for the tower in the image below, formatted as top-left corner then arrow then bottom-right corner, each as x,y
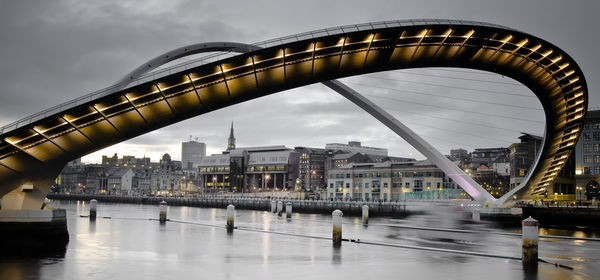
227,122 -> 236,151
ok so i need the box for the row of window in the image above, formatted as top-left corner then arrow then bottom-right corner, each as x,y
583,121 -> 600,130
583,143 -> 600,153
582,166 -> 600,175
329,171 -> 443,179
328,180 -> 442,191
582,155 -> 600,164
581,132 -> 600,141
247,165 -> 286,172
199,167 -> 230,172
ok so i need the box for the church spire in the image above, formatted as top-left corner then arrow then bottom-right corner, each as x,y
227,121 -> 236,150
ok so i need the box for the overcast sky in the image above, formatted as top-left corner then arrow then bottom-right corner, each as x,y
0,0 -> 598,163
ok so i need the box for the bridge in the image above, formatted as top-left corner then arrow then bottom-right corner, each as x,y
0,19 -> 588,211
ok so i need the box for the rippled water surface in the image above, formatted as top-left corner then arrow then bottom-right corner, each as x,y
1,200 -> 599,279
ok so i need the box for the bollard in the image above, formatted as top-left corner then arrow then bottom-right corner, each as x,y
159,200 -> 167,223
522,216 -> 539,267
89,199 -> 98,221
332,209 -> 343,246
472,208 -> 480,222
277,201 -> 283,217
271,201 -> 277,213
362,205 -> 369,226
226,204 -> 235,233
286,202 -> 292,219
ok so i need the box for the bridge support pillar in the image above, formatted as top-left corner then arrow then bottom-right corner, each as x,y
0,209 -> 69,255
1,181 -> 54,210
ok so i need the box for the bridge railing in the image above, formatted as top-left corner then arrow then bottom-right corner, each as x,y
0,19 -> 508,135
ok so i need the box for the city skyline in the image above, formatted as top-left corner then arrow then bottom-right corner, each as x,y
1,1 -> 598,165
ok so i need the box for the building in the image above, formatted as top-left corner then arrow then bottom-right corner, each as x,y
326,160 -> 461,201
509,134 -> 542,189
294,147 -> 333,191
182,139 -> 206,169
151,153 -> 184,195
470,148 -> 510,171
197,146 -> 300,193
106,167 -> 133,195
227,122 -> 236,151
325,141 -> 388,156
450,148 -> 470,162
101,153 -> 153,169
574,109 -> 600,201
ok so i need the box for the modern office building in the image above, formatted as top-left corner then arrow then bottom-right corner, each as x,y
325,141 -> 388,156
197,146 -> 300,193
574,109 -> 600,200
182,139 -> 206,169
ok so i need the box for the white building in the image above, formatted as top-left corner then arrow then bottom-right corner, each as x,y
107,167 -> 133,195
325,141 -> 388,156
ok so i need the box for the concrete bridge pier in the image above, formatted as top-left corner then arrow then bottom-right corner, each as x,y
0,169 -> 69,255
0,209 -> 69,255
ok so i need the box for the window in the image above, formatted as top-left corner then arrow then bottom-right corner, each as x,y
595,121 -> 600,129
595,144 -> 600,152
329,183 -> 333,189
414,180 -> 423,192
584,155 -> 592,164
583,133 -> 591,141
346,183 -> 350,188
383,183 -> 388,189
365,183 -> 370,189
426,182 -> 431,189
584,167 -> 591,175
584,144 -> 592,153
595,166 -> 600,175
594,132 -> 600,141
345,173 -> 350,178
596,155 -> 600,164
405,182 -> 410,188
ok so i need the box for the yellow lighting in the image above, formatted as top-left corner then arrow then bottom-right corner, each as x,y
558,62 -> 569,70
551,55 -> 563,64
418,29 -> 428,38
463,30 -> 475,38
517,39 -> 528,47
568,77 -> 580,84
502,35 -> 513,43
541,49 -> 553,58
32,127 -> 47,134
530,44 -> 542,52
575,169 -> 582,175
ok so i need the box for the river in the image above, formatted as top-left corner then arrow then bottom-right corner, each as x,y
1,200 -> 599,279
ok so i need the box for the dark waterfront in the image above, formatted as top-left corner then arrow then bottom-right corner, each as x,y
1,201 -> 599,279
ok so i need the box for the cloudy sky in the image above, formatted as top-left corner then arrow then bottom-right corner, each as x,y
0,0 -> 598,163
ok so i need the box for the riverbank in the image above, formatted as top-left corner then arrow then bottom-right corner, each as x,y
47,193 -> 415,217
46,194 -> 600,228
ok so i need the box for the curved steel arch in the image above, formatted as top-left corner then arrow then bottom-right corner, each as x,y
0,19 -> 588,209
